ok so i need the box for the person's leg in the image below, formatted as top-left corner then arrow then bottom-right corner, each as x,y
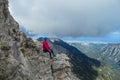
48,51 -> 52,59
43,50 -> 52,59
50,49 -> 56,57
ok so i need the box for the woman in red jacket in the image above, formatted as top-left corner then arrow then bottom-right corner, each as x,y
42,37 -> 55,59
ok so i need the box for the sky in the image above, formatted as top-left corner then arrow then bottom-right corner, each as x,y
9,0 -> 120,43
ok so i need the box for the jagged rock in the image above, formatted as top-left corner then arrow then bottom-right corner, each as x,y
24,38 -> 36,48
0,41 -> 11,50
52,54 -> 70,72
52,54 -> 71,80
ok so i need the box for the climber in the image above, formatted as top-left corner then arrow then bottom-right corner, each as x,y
42,37 -> 56,59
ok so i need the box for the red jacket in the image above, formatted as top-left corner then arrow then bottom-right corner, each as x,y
42,40 -> 51,51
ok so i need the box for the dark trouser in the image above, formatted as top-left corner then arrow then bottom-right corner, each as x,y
43,49 -> 55,59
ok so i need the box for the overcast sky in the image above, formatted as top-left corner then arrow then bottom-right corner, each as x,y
9,0 -> 120,42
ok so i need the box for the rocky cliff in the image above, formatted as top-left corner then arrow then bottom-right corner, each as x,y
0,0 -> 76,80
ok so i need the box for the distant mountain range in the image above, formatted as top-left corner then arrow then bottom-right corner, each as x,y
68,41 -> 120,79
99,44 -> 120,69
68,42 -> 120,67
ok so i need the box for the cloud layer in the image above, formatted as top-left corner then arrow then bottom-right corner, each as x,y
9,0 -> 120,37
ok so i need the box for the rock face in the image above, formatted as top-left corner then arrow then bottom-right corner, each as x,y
0,0 -> 75,80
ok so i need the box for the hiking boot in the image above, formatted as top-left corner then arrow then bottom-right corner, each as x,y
53,55 -> 56,57
50,57 -> 53,59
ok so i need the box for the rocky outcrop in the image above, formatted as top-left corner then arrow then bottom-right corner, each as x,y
0,0 -> 76,80
52,54 -> 71,80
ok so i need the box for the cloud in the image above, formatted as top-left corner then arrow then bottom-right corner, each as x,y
9,0 -> 120,37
